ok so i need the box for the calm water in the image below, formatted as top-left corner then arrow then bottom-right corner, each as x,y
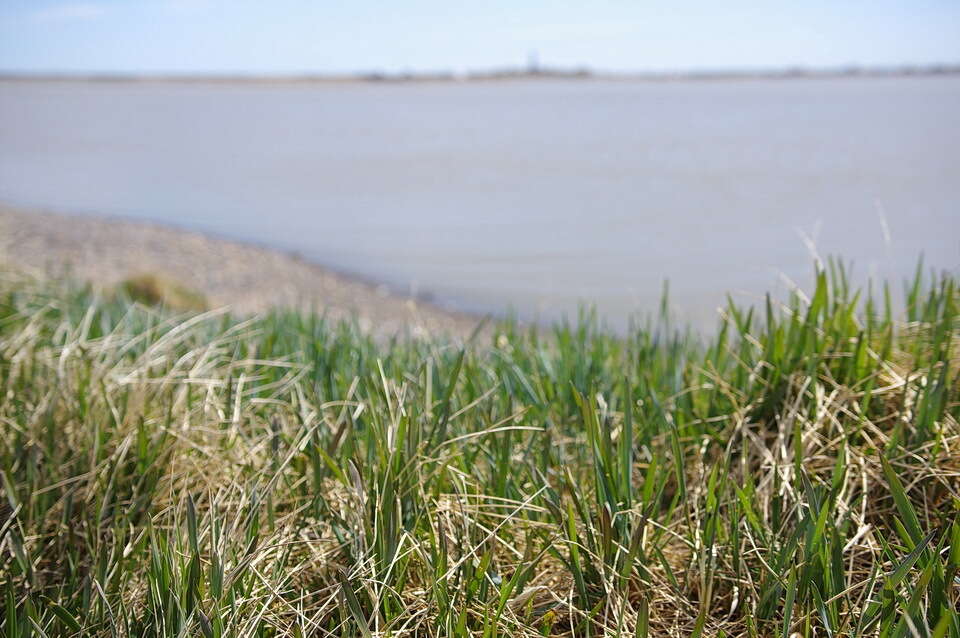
1,77 -> 958,328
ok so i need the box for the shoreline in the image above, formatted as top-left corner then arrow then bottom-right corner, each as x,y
2,65 -> 958,85
0,204 -> 486,338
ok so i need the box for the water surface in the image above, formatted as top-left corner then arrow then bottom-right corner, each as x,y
1,77 -> 958,328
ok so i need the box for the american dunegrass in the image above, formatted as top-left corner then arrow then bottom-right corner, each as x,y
0,260 -> 958,637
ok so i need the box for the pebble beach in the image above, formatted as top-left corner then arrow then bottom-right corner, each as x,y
0,205 -> 483,338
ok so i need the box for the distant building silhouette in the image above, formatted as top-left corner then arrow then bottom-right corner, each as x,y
527,50 -> 540,74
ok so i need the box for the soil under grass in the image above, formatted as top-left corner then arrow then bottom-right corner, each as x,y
1,262 -> 958,636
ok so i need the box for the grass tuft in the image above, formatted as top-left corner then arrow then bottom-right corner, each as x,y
117,273 -> 208,311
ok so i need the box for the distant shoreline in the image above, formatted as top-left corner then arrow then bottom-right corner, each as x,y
2,64 -> 958,85
0,204 -> 485,338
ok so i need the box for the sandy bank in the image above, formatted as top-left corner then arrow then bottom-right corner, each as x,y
0,205 -> 484,338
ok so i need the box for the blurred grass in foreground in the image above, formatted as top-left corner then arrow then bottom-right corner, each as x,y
1,260 -> 958,637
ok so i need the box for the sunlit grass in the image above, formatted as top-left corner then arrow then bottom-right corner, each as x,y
1,260 -> 958,636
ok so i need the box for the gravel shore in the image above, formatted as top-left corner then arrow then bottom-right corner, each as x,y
0,205 -> 484,338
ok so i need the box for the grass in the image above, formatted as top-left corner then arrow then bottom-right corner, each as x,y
0,259 -> 958,637
116,273 -> 208,312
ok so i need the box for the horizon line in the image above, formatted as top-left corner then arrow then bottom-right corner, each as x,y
2,62 -> 959,84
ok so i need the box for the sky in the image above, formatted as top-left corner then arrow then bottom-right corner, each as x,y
1,0 -> 959,75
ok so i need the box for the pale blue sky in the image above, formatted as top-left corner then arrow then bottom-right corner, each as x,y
1,1 -> 958,74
